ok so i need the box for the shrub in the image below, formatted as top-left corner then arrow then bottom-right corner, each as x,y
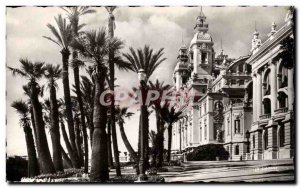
6,156 -> 28,182
187,144 -> 229,161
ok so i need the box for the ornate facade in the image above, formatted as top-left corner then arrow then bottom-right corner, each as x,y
246,9 -> 295,160
171,8 -> 295,161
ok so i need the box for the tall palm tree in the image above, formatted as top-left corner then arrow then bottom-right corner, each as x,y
11,100 -> 40,177
148,80 -> 172,167
105,6 -> 121,176
44,64 -> 63,171
115,107 -> 137,161
161,105 -> 184,162
123,45 -> 167,170
62,6 -> 96,173
72,28 -> 123,181
8,59 -> 56,174
44,14 -> 80,168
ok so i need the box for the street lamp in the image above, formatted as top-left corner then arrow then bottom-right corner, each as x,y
137,69 -> 148,181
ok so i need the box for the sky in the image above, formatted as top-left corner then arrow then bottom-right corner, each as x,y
6,6 -> 288,156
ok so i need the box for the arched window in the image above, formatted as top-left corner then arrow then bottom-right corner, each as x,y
280,65 -> 288,88
278,92 -> 288,108
263,70 -> 271,96
262,98 -> 271,115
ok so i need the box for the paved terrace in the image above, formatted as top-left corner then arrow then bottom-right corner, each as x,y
159,159 -> 294,183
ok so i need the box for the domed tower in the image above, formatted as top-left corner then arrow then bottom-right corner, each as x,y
189,8 -> 214,95
173,43 -> 190,91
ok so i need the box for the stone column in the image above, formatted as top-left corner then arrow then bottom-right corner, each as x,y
288,68 -> 294,110
193,47 -> 198,74
257,71 -> 262,117
252,73 -> 258,122
270,61 -> 277,115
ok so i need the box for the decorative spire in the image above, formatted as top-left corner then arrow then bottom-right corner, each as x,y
194,6 -> 208,33
253,21 -> 259,36
220,38 -> 224,55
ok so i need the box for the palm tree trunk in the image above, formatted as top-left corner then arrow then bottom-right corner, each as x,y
23,126 -> 40,177
73,65 -> 89,173
61,48 -> 80,168
144,108 -> 150,170
59,144 -> 73,169
90,67 -> 109,182
49,85 -> 63,171
74,116 -> 83,167
109,65 -> 121,176
118,122 -> 138,161
167,123 -> 173,162
107,119 -> 114,168
108,10 -> 121,176
60,121 -> 76,168
30,82 -> 56,174
29,107 -> 39,158
155,110 -> 164,168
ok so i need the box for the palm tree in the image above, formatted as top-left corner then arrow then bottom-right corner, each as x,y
57,99 -> 77,168
148,80 -> 172,167
161,105 -> 184,162
44,14 -> 80,168
8,59 -> 56,174
62,6 -> 96,173
115,107 -> 137,161
11,100 -> 40,177
80,75 -> 95,148
106,6 -> 121,176
70,96 -> 84,167
72,28 -> 123,181
44,64 -> 63,171
123,45 -> 167,170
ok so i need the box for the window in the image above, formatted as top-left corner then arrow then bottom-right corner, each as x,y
231,79 -> 236,85
227,118 -> 230,136
264,129 -> 268,150
200,124 -> 202,141
201,52 -> 207,63
235,145 -> 239,155
234,119 -> 241,134
280,125 -> 285,147
253,135 -> 255,148
199,106 -> 202,116
204,120 -> 207,140
239,80 -> 244,85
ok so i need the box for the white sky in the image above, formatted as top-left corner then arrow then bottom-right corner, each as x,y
6,6 -> 288,156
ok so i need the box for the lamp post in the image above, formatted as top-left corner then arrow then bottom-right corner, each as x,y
137,69 -> 148,181
245,130 -> 250,159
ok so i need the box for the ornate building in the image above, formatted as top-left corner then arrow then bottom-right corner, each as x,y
246,8 -> 295,160
171,8 -> 294,161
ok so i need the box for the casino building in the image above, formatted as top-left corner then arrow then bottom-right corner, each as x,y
171,8 -> 295,160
